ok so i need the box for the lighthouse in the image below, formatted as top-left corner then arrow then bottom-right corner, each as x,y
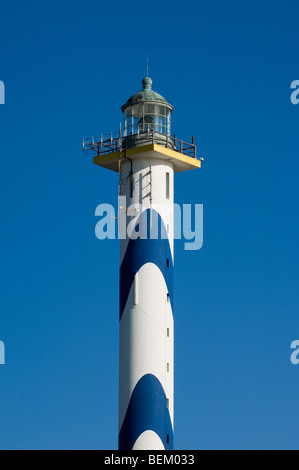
84,76 -> 202,450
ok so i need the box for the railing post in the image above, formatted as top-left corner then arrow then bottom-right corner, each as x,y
119,122 -> 122,151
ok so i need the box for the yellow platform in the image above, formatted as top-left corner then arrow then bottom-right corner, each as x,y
93,143 -> 202,173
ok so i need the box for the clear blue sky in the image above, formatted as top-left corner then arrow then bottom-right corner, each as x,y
0,0 -> 298,450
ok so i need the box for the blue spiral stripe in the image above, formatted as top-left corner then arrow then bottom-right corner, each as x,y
119,373 -> 173,450
120,209 -> 173,320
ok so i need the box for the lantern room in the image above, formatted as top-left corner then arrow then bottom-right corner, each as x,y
121,76 -> 173,148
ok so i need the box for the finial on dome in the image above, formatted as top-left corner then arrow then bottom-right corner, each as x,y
142,76 -> 152,90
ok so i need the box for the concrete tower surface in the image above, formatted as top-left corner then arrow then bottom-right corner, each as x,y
84,77 -> 202,450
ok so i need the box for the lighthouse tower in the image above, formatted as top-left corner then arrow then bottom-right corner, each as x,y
84,76 -> 202,450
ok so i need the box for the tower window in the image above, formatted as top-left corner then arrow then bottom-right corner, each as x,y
166,434 -> 169,444
130,178 -> 133,198
167,293 -> 170,302
166,172 -> 170,199
167,328 -> 170,337
166,258 -> 169,268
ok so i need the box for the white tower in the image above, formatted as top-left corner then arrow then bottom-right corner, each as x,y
84,76 -> 202,450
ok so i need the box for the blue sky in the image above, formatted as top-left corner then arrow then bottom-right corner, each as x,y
0,0 -> 299,450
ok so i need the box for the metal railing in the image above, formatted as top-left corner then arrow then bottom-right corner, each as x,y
83,129 -> 198,159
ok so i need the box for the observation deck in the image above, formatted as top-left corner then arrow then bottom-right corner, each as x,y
83,129 -> 203,173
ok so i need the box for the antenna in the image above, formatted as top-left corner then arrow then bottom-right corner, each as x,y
146,53 -> 149,77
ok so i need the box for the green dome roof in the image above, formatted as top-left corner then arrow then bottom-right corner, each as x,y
121,77 -> 173,112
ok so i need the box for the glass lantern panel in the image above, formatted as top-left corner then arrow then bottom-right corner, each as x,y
143,103 -> 155,115
124,102 -> 171,136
